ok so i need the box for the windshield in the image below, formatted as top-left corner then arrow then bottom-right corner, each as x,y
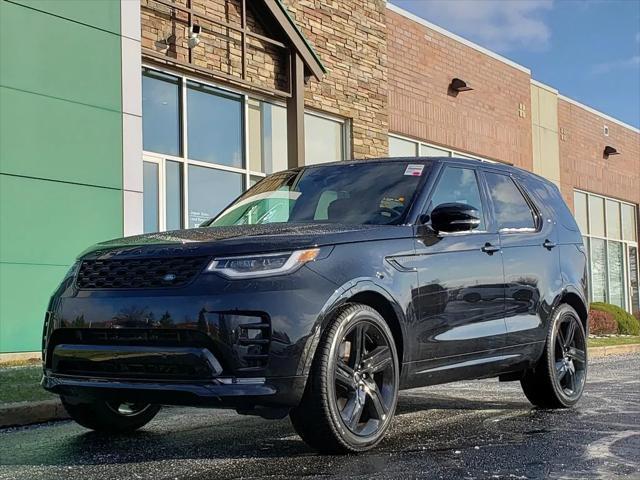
208,162 -> 429,227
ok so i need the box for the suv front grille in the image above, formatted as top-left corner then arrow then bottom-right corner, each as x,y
76,256 -> 209,289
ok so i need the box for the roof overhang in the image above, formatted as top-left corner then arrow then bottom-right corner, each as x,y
260,0 -> 327,81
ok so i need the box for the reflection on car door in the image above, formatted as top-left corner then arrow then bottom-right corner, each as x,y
482,170 -> 561,351
410,165 -> 506,382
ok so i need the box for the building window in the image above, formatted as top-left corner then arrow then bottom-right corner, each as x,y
248,99 -> 288,174
575,190 -> 639,313
388,134 -> 494,163
389,136 -> 418,157
142,67 -> 348,232
304,111 -> 348,165
143,162 -> 160,232
186,81 -> 243,168
142,70 -> 181,156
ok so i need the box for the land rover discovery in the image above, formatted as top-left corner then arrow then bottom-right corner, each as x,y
42,157 -> 588,453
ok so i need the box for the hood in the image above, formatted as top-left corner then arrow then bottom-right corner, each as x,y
79,223 -> 414,260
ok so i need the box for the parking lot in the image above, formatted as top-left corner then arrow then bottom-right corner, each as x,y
1,354 -> 638,480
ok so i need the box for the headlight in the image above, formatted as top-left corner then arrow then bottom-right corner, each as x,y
206,248 -> 321,279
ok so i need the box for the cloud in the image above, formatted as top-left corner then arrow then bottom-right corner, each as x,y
591,55 -> 640,75
394,0 -> 554,52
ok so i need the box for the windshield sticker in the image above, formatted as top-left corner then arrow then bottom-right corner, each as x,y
404,164 -> 424,177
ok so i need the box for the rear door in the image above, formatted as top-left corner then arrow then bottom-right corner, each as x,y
482,170 -> 561,348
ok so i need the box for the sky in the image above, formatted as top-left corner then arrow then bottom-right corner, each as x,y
391,0 -> 640,128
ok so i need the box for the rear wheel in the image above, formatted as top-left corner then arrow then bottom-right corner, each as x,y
61,397 -> 161,433
520,304 -> 587,408
290,304 -> 399,453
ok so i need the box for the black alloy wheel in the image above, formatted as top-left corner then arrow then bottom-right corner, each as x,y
552,312 -> 587,399
290,304 -> 399,453
105,401 -> 154,417
521,303 -> 587,408
61,396 -> 161,433
333,321 -> 396,436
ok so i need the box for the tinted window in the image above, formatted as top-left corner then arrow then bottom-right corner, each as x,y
187,81 -> 243,168
210,162 -> 428,226
143,162 -> 159,233
188,165 -> 244,228
429,167 -> 485,230
142,70 -> 181,156
485,172 -> 536,231
165,161 -> 182,231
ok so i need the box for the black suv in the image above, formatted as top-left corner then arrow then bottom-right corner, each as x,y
42,158 -> 588,453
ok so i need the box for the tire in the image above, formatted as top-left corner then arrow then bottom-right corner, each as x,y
290,303 -> 399,453
520,304 -> 587,408
61,397 -> 161,433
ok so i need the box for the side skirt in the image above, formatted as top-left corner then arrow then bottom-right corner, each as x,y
399,341 -> 545,389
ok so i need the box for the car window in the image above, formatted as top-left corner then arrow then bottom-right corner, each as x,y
484,172 -> 536,231
210,162 -> 429,226
428,167 -> 485,230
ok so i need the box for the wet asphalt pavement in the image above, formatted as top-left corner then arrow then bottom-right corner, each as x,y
1,354 -> 638,480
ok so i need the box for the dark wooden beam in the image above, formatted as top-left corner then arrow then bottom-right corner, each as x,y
287,52 -> 305,169
142,51 -> 292,98
262,0 -> 325,81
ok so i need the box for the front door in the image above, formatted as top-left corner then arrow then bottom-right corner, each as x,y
411,165 -> 506,380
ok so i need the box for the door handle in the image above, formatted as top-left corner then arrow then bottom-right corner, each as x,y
543,239 -> 557,250
481,243 -> 500,255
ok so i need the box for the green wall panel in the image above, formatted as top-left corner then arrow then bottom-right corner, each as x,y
0,1 -> 121,111
0,175 -> 123,266
0,262 -> 68,353
8,0 -> 121,35
0,87 -> 122,189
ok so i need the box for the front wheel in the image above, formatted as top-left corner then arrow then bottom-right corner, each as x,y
61,397 -> 161,433
520,304 -> 587,408
290,304 -> 399,453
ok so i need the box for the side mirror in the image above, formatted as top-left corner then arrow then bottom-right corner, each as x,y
430,202 -> 481,233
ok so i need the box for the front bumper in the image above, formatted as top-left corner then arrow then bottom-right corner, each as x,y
42,372 -> 307,408
42,264 -> 338,408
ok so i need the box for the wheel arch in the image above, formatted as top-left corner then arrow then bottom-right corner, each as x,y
558,289 -> 589,332
298,280 -> 409,378
348,290 -> 405,371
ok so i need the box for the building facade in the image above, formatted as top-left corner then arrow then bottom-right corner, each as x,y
0,0 -> 638,356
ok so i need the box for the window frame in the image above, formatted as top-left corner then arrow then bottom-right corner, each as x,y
304,108 -> 351,164
142,65 -> 349,232
388,133 -> 497,164
575,188 -> 639,311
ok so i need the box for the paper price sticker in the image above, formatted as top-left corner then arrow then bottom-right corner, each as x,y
404,164 -> 425,176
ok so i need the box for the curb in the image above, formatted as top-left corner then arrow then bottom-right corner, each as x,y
589,343 -> 640,358
0,399 -> 69,428
0,352 -> 40,364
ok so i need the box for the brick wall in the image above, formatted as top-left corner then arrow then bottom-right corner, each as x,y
558,99 -> 640,211
282,0 -> 388,158
386,9 -> 533,169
